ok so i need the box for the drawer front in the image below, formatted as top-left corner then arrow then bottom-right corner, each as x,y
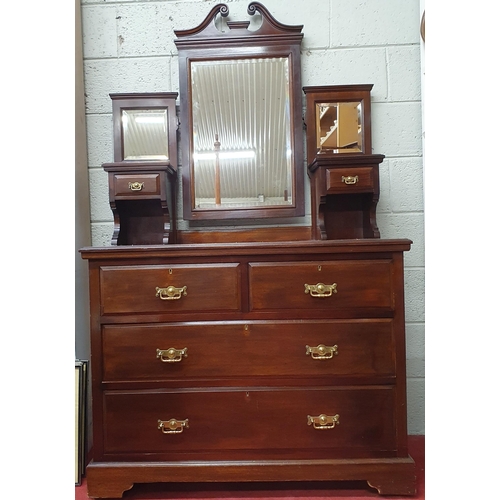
113,173 -> 162,197
100,264 -> 241,315
102,320 -> 395,382
249,260 -> 393,312
326,167 -> 374,193
103,387 -> 396,457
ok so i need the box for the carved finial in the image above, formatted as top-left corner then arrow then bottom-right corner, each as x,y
174,4 -> 229,38
247,2 -> 303,33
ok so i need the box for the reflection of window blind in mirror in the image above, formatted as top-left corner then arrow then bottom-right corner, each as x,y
122,109 -> 169,160
190,58 -> 292,208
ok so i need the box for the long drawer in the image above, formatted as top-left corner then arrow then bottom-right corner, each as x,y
102,387 -> 396,458
249,260 -> 394,312
100,263 -> 241,315
101,320 -> 395,382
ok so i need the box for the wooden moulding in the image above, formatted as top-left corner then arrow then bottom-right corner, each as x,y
86,458 -> 416,498
79,238 -> 413,261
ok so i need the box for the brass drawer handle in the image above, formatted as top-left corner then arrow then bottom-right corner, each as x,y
156,285 -> 187,300
306,344 -> 338,360
128,181 -> 144,191
341,175 -> 359,185
158,418 -> 189,434
304,283 -> 337,298
307,414 -> 340,430
156,347 -> 187,363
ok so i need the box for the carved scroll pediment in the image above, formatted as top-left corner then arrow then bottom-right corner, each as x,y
174,2 -> 303,45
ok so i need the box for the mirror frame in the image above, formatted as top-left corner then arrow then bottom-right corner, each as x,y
174,2 -> 305,221
110,93 -> 179,167
303,85 -> 374,165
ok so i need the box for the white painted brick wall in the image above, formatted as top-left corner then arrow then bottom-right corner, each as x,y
81,0 -> 425,434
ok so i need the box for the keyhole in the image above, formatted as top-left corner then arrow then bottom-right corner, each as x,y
318,265 -> 322,271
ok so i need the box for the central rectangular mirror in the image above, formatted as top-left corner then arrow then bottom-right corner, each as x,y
175,3 -> 304,221
190,57 -> 293,210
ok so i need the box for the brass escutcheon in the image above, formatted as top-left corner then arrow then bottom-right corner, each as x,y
158,418 -> 189,434
304,283 -> 337,298
307,413 -> 340,430
156,347 -> 188,363
341,175 -> 359,185
128,181 -> 144,191
156,285 -> 187,300
305,344 -> 338,360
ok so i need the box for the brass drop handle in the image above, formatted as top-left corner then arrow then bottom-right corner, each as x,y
156,285 -> 187,300
341,175 -> 359,185
306,344 -> 338,360
307,414 -> 340,430
304,283 -> 337,298
156,347 -> 187,363
128,181 -> 144,191
158,418 -> 189,434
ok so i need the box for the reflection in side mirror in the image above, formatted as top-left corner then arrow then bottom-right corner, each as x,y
316,101 -> 362,153
122,109 -> 169,161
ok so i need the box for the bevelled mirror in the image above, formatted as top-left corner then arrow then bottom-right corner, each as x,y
122,109 -> 169,160
175,2 -> 304,220
303,85 -> 374,164
110,93 -> 179,166
316,101 -> 362,153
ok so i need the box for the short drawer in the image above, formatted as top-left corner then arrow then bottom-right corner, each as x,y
100,263 -> 241,315
101,320 -> 395,382
326,167 -> 374,193
102,386 -> 396,458
249,260 -> 393,312
112,173 -> 162,197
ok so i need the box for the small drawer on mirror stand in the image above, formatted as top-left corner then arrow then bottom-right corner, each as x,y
112,173 -> 163,198
326,167 -> 375,194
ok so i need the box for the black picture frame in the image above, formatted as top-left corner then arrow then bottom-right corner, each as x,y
75,360 -> 88,485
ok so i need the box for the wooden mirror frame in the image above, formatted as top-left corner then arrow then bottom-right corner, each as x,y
110,93 -> 179,167
174,2 -> 305,221
303,85 -> 374,164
